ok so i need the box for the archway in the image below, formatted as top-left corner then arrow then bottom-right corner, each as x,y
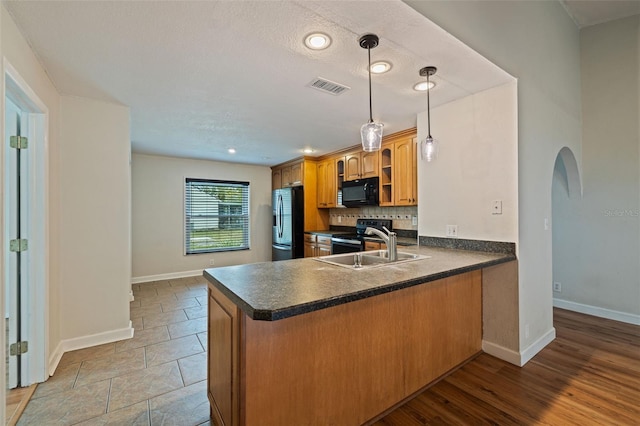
551,147 -> 582,321
553,147 -> 582,199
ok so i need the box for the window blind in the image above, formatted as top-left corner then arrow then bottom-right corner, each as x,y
185,178 -> 250,254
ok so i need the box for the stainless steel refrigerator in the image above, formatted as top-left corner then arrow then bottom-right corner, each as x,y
272,187 -> 304,261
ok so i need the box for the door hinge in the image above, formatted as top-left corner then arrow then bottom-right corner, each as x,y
10,341 -> 28,356
9,239 -> 28,252
9,136 -> 28,149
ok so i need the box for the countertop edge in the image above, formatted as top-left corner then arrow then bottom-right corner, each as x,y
205,254 -> 516,322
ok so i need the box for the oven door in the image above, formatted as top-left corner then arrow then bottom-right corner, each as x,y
331,238 -> 363,254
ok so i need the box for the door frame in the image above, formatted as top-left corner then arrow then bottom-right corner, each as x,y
1,58 -> 49,412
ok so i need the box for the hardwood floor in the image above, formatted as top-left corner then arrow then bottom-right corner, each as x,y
5,385 -> 36,426
374,308 -> 640,425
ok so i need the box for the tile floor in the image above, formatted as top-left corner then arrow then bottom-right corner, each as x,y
18,276 -> 211,425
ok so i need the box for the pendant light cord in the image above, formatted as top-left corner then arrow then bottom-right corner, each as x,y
426,73 -> 432,138
367,46 -> 373,123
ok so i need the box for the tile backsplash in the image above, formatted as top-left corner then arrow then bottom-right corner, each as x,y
329,206 -> 418,230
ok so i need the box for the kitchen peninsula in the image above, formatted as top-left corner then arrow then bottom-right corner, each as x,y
205,245 -> 515,426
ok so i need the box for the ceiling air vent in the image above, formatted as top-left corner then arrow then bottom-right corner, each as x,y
306,77 -> 350,96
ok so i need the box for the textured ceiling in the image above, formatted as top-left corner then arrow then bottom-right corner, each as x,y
562,0 -> 639,28
5,0 -> 513,166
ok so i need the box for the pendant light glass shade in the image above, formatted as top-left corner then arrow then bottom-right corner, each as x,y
419,66 -> 437,162
359,34 -> 383,152
421,136 -> 438,162
361,121 -> 384,152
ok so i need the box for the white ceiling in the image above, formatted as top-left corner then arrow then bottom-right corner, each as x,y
4,1 -> 516,165
562,0 -> 640,28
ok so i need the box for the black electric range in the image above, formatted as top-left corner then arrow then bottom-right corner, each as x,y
330,219 -> 392,254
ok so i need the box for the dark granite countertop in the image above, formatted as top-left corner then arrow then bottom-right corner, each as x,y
204,245 -> 516,321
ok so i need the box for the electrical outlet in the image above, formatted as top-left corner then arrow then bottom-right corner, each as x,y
553,282 -> 562,292
446,225 -> 458,238
209,259 -> 215,266
338,215 -> 342,223
492,200 -> 502,215
412,216 -> 418,226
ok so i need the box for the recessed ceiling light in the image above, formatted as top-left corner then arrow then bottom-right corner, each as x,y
304,33 -> 331,50
413,81 -> 436,91
228,148 -> 236,154
370,61 -> 392,74
302,148 -> 315,154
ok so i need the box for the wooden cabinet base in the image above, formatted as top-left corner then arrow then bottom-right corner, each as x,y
207,271 -> 482,425
207,285 -> 241,426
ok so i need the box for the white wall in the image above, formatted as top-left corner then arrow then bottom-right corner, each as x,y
553,16 -> 640,322
418,82 -> 518,244
58,96 -> 132,340
131,153 -> 272,280
406,0 -> 582,361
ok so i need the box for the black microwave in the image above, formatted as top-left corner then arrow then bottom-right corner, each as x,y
341,177 -> 379,207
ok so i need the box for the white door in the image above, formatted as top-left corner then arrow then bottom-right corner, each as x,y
4,97 -> 29,389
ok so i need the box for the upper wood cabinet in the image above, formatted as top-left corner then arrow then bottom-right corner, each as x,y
317,159 -> 337,208
272,160 -> 304,190
377,128 -> 417,206
393,136 -> 418,206
281,162 -> 303,187
272,168 -> 282,190
379,146 -> 393,206
344,151 -> 378,181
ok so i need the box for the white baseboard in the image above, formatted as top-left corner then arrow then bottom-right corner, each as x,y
48,341 -> 65,377
131,269 -> 203,284
47,321 -> 134,376
519,327 -> 556,366
483,327 -> 556,368
482,340 -> 522,366
553,298 -> 640,325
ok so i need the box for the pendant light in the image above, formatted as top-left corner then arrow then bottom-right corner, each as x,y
419,66 -> 438,162
359,34 -> 383,152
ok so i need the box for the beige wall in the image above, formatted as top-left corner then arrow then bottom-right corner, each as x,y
407,0 -> 582,362
1,6 -> 134,395
418,81 -> 518,244
58,96 -> 132,339
553,16 -> 640,321
1,4 -> 62,373
131,153 -> 272,279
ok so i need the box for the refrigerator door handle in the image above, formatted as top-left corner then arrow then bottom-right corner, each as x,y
272,244 -> 290,251
278,194 -> 284,238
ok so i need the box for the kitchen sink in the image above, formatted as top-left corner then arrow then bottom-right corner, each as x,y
314,251 -> 429,269
361,250 -> 425,261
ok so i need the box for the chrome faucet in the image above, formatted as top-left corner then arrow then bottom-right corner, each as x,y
365,226 -> 397,262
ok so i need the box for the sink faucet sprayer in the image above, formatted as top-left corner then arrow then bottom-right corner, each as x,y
365,226 -> 397,262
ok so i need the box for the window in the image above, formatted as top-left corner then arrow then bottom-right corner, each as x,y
185,178 -> 250,254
